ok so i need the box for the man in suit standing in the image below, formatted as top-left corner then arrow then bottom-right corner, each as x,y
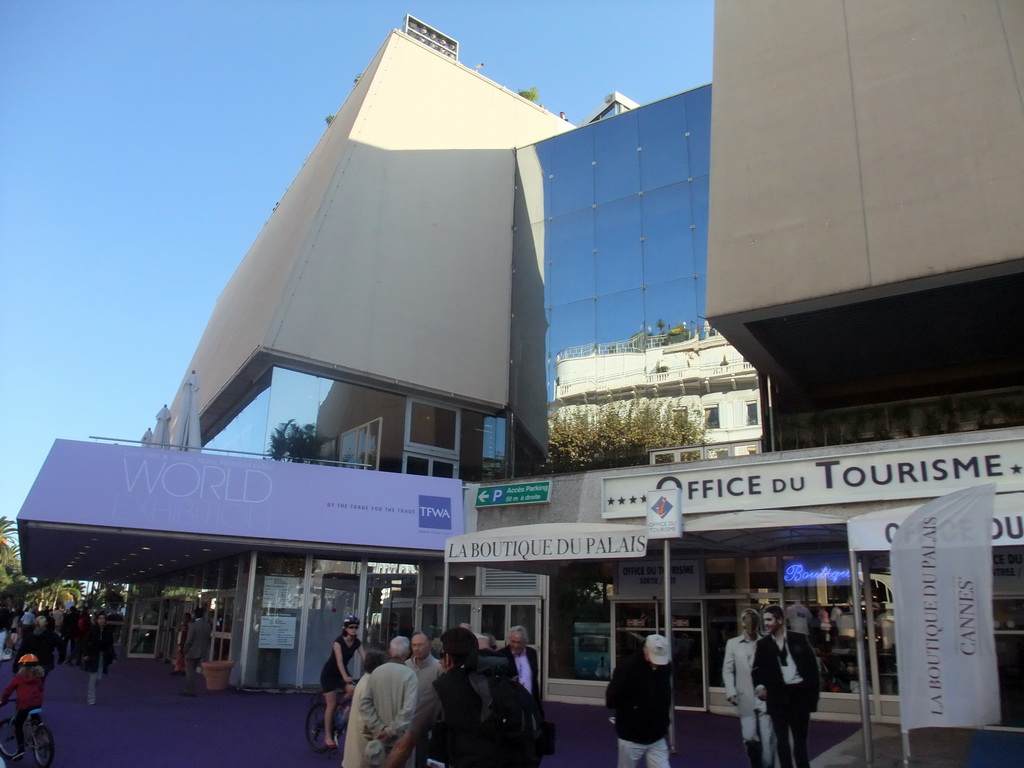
180,606 -> 213,697
499,625 -> 541,705
724,608 -> 775,768
751,604 -> 819,768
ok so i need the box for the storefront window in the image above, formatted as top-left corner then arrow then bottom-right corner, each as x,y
549,562 -> 613,680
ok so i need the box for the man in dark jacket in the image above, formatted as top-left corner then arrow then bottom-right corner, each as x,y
181,606 -> 212,697
751,604 -> 820,768
605,634 -> 672,768
499,625 -> 541,705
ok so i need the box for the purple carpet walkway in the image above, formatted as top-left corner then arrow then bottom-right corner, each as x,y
15,656 -> 859,768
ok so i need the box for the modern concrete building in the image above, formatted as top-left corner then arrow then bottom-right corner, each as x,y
20,4 -> 1023,731
706,0 -> 1024,436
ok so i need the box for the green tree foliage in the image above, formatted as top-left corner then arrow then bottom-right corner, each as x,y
517,86 -> 540,102
268,419 -> 326,462
548,398 -> 707,473
24,579 -> 83,610
0,517 -> 18,568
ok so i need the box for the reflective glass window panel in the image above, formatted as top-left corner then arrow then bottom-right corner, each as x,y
594,289 -> 645,347
409,402 -> 457,450
685,86 -> 713,179
704,405 -> 720,429
594,195 -> 643,296
204,384 -> 271,456
406,455 -> 429,475
267,368 -> 324,436
548,562 -> 612,681
546,207 -> 596,307
537,129 -> 595,218
432,460 -> 456,478
689,174 -> 710,318
548,298 -> 597,381
509,605 -> 537,645
593,111 -> 640,205
645,279 -> 701,338
640,182 -> 692,285
481,604 -> 507,641
638,93 -> 689,191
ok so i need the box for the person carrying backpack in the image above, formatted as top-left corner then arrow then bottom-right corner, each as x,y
382,626 -> 542,768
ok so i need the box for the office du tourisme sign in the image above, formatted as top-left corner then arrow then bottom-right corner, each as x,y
603,436 -> 1024,518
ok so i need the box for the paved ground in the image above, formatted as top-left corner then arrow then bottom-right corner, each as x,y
4,655 -> 1017,767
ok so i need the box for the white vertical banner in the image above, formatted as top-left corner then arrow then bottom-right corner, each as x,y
646,488 -> 682,539
891,484 -> 1000,732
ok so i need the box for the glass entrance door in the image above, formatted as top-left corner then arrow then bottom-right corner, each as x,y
669,601 -> 704,709
201,591 -> 236,661
126,598 -> 162,658
612,600 -> 705,709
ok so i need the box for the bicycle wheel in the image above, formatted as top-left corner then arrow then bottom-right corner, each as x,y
305,699 -> 330,753
31,723 -> 54,768
0,717 -> 18,758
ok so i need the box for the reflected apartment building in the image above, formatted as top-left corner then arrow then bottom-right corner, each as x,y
523,88 -> 762,462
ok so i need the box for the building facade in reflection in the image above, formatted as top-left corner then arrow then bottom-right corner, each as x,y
512,87 -> 761,474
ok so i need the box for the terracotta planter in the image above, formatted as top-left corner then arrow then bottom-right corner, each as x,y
201,660 -> 235,691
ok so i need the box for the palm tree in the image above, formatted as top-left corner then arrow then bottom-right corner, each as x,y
0,516 -> 19,568
24,579 -> 82,610
268,419 -> 325,462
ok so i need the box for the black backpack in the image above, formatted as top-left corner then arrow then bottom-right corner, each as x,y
472,652 -> 542,746
432,652 -> 542,768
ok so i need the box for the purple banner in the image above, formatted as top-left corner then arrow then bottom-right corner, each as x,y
19,440 -> 463,550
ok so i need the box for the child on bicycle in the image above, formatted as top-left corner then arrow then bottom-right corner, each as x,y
1,651 -> 45,760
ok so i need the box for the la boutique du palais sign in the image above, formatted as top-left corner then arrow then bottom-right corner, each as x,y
603,435 -> 1024,519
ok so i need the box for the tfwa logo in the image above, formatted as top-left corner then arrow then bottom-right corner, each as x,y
419,495 -> 453,530
651,496 -> 673,519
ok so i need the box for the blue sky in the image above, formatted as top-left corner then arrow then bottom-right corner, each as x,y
0,0 -> 714,532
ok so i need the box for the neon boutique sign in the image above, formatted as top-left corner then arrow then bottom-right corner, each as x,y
784,562 -> 851,585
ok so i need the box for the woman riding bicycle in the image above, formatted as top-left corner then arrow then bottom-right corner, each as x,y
319,614 -> 366,750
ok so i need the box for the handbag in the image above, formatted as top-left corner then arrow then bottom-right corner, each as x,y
536,720 -> 556,756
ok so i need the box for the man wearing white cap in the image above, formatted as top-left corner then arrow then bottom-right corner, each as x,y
605,633 -> 672,768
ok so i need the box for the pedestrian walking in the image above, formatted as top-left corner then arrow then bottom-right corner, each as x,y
83,612 -> 116,705
606,634 -> 672,768
180,606 -> 212,697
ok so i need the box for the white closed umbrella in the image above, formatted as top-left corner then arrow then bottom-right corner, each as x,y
141,428 -> 154,446
152,405 -> 172,449
171,371 -> 202,452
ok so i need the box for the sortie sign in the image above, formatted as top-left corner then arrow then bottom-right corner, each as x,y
475,481 -> 551,507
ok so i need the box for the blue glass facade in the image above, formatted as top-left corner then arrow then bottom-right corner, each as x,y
534,87 -> 712,403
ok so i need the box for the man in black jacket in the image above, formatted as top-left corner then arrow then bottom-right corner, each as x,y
499,625 -> 541,705
605,634 -> 672,768
751,605 -> 820,768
